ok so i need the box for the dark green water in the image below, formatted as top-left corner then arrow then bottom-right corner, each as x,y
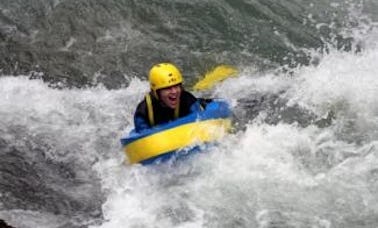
0,0 -> 370,87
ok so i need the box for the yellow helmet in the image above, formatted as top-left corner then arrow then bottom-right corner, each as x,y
148,63 -> 183,98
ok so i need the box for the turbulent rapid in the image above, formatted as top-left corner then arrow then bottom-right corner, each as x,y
1,0 -> 378,227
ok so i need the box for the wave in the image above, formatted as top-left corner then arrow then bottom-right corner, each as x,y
1,1 -> 378,227
0,0 -> 375,87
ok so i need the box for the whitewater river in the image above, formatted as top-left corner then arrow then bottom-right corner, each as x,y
1,0 -> 378,227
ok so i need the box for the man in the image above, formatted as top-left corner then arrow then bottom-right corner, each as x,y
134,63 -> 209,132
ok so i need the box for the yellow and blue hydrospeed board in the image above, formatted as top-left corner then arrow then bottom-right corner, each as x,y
120,100 -> 232,165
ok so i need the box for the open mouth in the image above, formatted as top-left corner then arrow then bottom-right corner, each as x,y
168,95 -> 178,103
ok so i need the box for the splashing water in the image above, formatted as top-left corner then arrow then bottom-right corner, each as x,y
1,1 -> 378,228
88,30 -> 378,228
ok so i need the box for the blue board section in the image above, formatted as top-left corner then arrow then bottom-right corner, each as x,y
139,145 -> 203,165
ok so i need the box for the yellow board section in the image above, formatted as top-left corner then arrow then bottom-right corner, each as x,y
193,65 -> 238,91
125,118 -> 231,164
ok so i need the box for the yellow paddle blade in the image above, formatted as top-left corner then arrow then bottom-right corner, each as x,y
193,65 -> 238,91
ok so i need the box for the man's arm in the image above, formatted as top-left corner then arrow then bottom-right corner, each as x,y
133,101 -> 151,133
198,98 -> 213,109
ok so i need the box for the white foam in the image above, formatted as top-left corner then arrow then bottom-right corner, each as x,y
2,28 -> 378,228
0,76 -> 148,163
92,30 -> 378,228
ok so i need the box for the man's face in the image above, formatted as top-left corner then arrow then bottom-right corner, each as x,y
158,84 -> 182,109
